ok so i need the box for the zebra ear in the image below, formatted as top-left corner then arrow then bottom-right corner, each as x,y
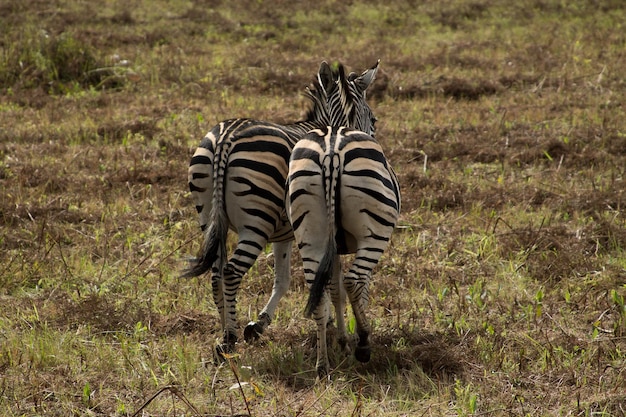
318,61 -> 335,93
354,59 -> 380,92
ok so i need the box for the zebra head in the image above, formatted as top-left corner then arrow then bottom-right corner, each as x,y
318,60 -> 379,137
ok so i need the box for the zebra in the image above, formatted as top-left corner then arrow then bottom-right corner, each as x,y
286,63 -> 400,377
183,61 -> 380,355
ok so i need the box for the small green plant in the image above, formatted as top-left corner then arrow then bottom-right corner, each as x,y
348,315 -> 357,334
452,379 -> 479,416
610,288 -> 626,336
82,382 -> 92,409
467,279 -> 487,311
534,287 -> 544,320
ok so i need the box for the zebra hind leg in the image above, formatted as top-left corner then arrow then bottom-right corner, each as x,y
244,240 -> 293,342
328,258 -> 349,352
218,234 -> 269,353
209,270 -> 239,359
313,293 -> 332,379
215,262 -> 245,356
212,272 -> 238,359
343,269 -> 372,363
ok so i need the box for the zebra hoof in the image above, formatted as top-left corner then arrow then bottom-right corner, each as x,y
337,336 -> 351,353
316,365 -> 330,380
215,332 -> 238,358
354,345 -> 371,363
215,342 -> 235,358
243,321 -> 264,342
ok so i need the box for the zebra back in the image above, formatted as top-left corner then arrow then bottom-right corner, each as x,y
183,75 -> 330,279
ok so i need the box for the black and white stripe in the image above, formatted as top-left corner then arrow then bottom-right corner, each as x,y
183,62 -> 379,353
286,63 -> 400,377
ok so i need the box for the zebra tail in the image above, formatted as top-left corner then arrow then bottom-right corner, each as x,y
181,140 -> 230,279
305,144 -> 339,317
304,237 -> 335,317
181,214 -> 227,278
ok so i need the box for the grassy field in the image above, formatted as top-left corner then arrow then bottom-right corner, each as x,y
1,0 -> 625,415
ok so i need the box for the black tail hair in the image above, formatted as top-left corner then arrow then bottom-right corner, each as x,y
181,218 -> 227,278
182,139 -> 230,279
304,237 -> 335,317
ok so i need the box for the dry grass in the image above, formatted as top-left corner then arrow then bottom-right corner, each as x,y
1,0 -> 625,415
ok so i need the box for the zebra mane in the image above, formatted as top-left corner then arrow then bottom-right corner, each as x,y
302,74 -> 330,125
